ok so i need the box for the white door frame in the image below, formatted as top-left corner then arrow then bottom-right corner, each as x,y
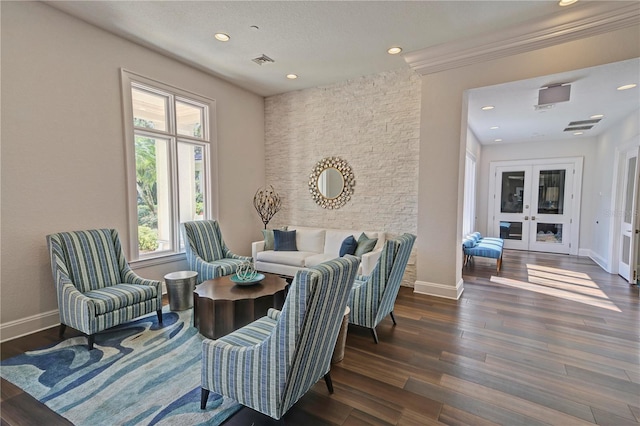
609,141 -> 640,278
488,157 -> 583,255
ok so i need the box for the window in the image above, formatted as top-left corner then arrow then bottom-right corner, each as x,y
463,152 -> 477,237
121,70 -> 216,261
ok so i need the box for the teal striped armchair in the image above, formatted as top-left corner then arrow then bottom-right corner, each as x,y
201,256 -> 360,420
181,220 -> 252,284
46,229 -> 162,350
348,233 -> 416,343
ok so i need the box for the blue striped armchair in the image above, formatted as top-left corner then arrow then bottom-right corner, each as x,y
181,220 -> 252,284
348,233 -> 416,343
46,229 -> 162,350
200,256 -> 360,420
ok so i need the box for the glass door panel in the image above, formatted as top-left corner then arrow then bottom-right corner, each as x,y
494,166 -> 531,250
537,170 -> 565,215
528,165 -> 573,254
500,171 -> 524,213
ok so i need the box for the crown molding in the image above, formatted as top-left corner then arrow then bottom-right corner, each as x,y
404,2 -> 640,75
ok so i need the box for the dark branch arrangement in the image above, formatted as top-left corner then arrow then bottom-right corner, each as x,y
253,185 -> 282,229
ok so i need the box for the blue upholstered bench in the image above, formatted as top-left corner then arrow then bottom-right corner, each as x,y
462,232 -> 504,273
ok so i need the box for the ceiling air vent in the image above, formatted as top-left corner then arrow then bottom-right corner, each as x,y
564,118 -> 602,132
252,54 -> 275,65
567,119 -> 602,126
564,125 -> 594,131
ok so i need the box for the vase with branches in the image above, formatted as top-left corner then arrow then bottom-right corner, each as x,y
253,185 -> 282,229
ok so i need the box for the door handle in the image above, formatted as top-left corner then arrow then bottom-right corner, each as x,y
524,216 -> 529,220
532,216 -> 536,221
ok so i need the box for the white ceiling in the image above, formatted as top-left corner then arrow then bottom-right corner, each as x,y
46,1 -> 640,144
468,58 -> 640,145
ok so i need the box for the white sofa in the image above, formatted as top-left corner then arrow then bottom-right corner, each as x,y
252,225 -> 385,277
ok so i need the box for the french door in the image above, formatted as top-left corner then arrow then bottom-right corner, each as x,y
617,147 -> 640,282
489,158 -> 583,255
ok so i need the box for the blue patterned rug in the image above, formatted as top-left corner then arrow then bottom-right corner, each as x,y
0,308 -> 241,425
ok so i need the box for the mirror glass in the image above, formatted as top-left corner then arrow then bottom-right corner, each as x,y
309,157 -> 355,209
317,167 -> 344,199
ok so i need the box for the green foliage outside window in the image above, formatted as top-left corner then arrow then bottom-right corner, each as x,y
138,226 -> 159,252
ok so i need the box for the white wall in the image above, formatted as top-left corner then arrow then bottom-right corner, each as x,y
0,2 -> 265,339
415,25 -> 640,299
476,138 -> 598,248
264,68 -> 421,286
591,110 -> 640,271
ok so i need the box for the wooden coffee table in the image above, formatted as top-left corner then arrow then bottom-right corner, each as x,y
193,273 -> 288,340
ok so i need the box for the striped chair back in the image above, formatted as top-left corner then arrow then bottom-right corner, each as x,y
47,229 -> 123,293
182,220 -> 227,262
278,256 -> 360,413
375,233 -> 416,324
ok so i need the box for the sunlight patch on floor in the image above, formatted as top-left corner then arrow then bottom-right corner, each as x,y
490,264 -> 621,312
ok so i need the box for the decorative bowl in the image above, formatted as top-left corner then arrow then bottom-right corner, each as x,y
230,273 -> 265,286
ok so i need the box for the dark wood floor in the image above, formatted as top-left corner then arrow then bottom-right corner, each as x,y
2,250 -> 639,425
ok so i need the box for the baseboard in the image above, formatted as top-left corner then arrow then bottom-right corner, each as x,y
585,250 -> 612,273
413,278 -> 464,300
2,285 -> 169,343
0,309 -> 60,343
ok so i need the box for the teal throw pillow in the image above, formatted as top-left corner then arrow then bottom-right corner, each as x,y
274,229 -> 297,251
261,226 -> 288,250
339,235 -> 358,257
355,232 -> 377,257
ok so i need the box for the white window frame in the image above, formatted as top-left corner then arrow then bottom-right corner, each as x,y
120,69 -> 218,264
463,151 -> 477,237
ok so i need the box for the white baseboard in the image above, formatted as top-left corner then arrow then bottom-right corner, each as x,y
413,278 -> 464,300
0,310 -> 60,343
2,285 -> 169,343
584,249 -> 612,273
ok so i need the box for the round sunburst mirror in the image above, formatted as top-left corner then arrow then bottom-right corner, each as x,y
309,157 -> 355,209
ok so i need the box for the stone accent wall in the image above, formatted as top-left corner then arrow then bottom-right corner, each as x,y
264,67 -> 421,286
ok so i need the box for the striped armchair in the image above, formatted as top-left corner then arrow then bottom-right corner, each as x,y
46,229 -> 162,350
181,220 -> 252,284
348,233 -> 416,343
201,256 -> 361,420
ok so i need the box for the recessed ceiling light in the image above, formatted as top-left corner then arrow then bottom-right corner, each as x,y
558,0 -> 578,6
490,126 -> 499,130
573,132 -> 583,135
286,74 -> 298,80
481,105 -> 495,111
387,47 -> 402,55
214,33 -> 230,42
590,114 -> 604,119
494,139 -> 503,142
617,83 -> 637,91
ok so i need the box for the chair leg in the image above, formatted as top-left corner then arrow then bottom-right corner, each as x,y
371,328 -> 379,344
88,334 -> 95,350
59,324 -> 66,339
200,388 -> 210,409
324,372 -> 334,394
157,309 -> 163,324
390,311 -> 397,325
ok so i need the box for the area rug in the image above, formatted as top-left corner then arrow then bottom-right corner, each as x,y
0,308 -> 241,425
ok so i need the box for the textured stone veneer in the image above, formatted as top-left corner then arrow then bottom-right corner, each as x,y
265,68 -> 421,286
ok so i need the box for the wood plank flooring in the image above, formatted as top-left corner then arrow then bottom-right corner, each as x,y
2,250 -> 638,425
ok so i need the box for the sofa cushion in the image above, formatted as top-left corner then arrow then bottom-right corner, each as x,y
324,230 -> 356,255
295,228 -> 325,253
256,250 -> 317,267
339,235 -> 358,257
304,253 -> 336,268
274,230 -> 297,251
355,232 -> 378,257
